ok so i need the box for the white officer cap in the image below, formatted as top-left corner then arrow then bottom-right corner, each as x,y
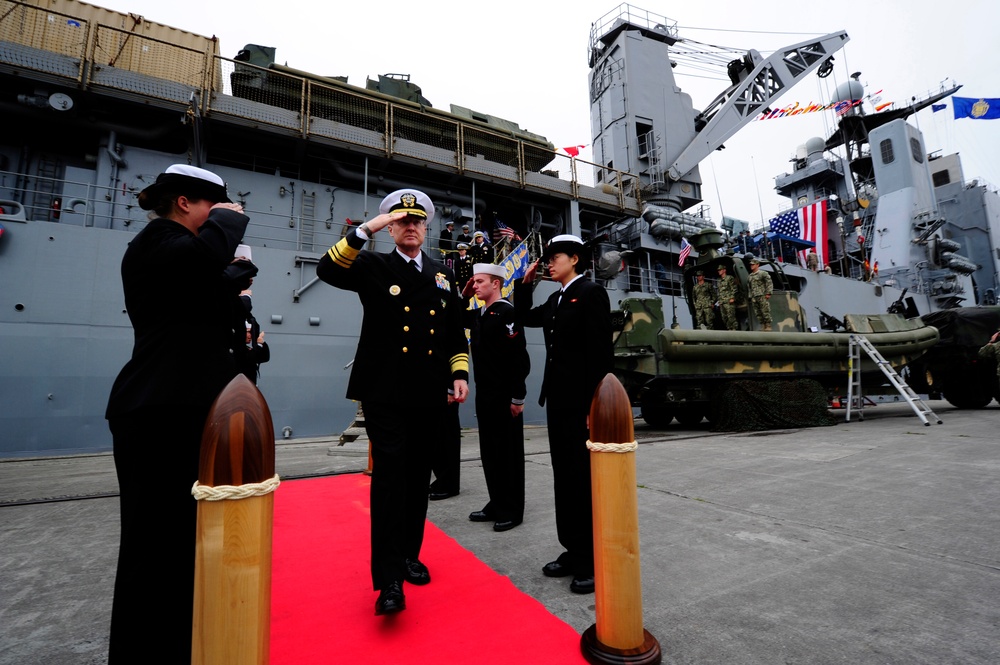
378,188 -> 435,223
473,263 -> 506,279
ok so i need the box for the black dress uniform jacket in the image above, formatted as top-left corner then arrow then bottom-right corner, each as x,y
106,208 -> 250,418
316,230 -> 470,403
469,300 -> 529,401
515,276 -> 613,409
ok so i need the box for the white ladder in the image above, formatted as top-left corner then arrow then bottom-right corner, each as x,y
846,334 -> 942,425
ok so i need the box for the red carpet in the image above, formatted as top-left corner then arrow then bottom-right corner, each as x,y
270,474 -> 589,664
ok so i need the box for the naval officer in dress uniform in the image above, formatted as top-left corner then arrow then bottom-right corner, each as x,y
316,188 -> 470,616
516,234 -> 613,594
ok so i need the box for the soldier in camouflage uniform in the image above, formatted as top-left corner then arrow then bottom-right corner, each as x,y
979,329 -> 1000,395
748,258 -> 773,331
692,270 -> 716,329
716,265 -> 740,331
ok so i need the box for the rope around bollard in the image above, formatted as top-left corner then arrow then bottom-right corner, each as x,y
586,439 -> 638,453
191,475 -> 281,501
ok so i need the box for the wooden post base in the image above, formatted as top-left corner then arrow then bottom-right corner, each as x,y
581,625 -> 661,665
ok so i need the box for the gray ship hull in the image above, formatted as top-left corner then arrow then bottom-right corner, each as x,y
3,0 -> 999,456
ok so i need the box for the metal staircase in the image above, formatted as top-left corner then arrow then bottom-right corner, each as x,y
846,334 -> 942,425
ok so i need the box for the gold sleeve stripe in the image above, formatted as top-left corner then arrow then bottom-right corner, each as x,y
450,353 -> 470,374
327,237 -> 360,269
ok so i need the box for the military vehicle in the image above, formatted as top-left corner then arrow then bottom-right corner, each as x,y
903,307 -> 1000,408
613,230 -> 941,427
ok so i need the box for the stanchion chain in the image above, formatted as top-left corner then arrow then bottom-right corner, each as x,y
191,474 -> 281,501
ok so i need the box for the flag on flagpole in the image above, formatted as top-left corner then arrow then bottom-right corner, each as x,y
768,200 -> 828,269
953,97 -> 1000,120
496,220 -> 516,238
561,144 -> 588,157
678,237 -> 691,266
931,103 -> 947,113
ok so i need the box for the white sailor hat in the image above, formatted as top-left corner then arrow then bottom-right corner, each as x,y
137,164 -> 231,210
542,234 -> 586,261
462,224 -> 470,230
473,263 -> 506,279
457,242 -> 469,250
472,231 -> 485,239
379,188 -> 434,222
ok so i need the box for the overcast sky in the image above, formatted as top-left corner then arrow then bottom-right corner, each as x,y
93,0 -> 1000,228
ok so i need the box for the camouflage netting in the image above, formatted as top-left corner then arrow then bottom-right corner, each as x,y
711,379 -> 838,432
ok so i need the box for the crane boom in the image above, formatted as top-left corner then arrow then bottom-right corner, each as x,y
667,31 -> 849,182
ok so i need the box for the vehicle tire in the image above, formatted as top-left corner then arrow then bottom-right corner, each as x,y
943,384 -> 993,409
640,400 -> 673,428
674,409 -> 704,427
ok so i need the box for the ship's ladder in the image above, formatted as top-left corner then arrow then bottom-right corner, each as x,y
846,334 -> 942,426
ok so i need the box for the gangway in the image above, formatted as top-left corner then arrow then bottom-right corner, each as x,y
846,334 -> 942,425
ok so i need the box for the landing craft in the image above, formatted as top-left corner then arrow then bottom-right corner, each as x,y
612,231 -> 940,427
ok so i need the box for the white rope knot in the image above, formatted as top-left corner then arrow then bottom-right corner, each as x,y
191,474 -> 281,501
586,439 -> 638,453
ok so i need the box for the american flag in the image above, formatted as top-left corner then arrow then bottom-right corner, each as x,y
493,220 -> 519,242
768,199 -> 828,269
678,237 -> 692,266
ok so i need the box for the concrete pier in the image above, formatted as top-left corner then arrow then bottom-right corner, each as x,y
2,400 -> 999,664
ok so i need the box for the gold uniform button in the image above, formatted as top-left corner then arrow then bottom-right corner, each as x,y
429,310 -> 436,316
428,350 -> 433,356
429,329 -> 434,335
404,306 -> 410,312
403,326 -> 410,332
402,347 -> 408,353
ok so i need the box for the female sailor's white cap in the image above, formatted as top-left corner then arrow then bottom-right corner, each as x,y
542,234 -> 585,261
137,164 -> 231,209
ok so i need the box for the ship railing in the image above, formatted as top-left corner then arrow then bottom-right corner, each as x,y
0,0 -> 89,83
207,55 -> 644,215
0,168 -> 131,228
0,1 -> 219,101
0,0 -> 643,215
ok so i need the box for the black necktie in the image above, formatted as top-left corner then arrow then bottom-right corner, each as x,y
409,259 -> 419,271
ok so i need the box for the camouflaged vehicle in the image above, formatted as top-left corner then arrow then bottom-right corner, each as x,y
903,307 -> 1000,408
612,230 -> 941,427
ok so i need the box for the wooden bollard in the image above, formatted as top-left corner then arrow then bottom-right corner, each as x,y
581,374 -> 661,665
192,374 -> 278,665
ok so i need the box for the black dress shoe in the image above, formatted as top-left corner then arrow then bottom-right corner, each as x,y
375,581 -> 405,615
570,575 -> 595,594
428,490 -> 459,501
468,510 -> 493,522
404,558 -> 430,585
492,519 -> 522,532
542,559 -> 574,578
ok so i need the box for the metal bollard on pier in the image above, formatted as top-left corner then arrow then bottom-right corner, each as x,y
191,374 -> 278,665
582,373 -> 661,665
